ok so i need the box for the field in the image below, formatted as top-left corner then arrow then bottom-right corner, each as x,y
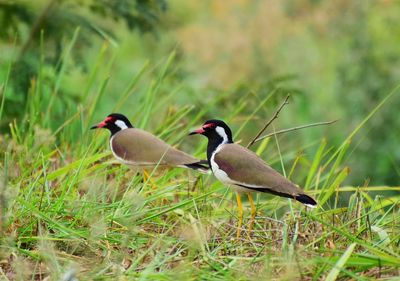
1,1 -> 400,280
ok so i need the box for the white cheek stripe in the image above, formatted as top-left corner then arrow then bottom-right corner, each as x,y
215,126 -> 228,143
115,120 -> 128,130
209,126 -> 230,182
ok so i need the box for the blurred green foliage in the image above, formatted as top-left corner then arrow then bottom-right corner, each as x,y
0,0 -> 166,121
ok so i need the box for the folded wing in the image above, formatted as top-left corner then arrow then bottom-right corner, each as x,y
111,128 -> 203,167
214,143 -> 316,206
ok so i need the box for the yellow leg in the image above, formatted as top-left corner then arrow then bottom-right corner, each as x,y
143,169 -> 157,190
236,193 -> 244,238
143,169 -> 149,182
247,193 -> 256,236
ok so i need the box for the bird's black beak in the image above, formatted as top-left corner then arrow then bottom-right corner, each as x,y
90,124 -> 99,130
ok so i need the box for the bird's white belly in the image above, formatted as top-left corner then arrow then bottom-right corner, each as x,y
212,164 -> 235,184
210,147 -> 233,183
210,150 -> 246,193
210,144 -> 259,193
210,149 -> 267,193
212,165 -> 254,193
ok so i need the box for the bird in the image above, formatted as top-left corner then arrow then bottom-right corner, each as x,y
189,119 -> 317,238
91,113 -> 208,184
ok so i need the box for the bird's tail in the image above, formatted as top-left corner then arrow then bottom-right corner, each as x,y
184,160 -> 210,173
295,194 -> 317,208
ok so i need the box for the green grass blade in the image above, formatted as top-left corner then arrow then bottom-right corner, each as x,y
325,243 -> 356,281
324,84 -> 400,169
305,138 -> 327,190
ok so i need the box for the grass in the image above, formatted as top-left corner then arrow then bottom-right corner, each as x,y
1,44 -> 400,280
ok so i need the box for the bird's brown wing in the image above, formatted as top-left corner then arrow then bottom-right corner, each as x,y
214,143 -> 303,197
111,128 -> 200,166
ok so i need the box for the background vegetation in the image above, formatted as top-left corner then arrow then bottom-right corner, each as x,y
1,0 -> 399,280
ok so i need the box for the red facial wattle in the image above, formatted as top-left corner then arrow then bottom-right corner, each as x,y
202,123 -> 215,129
189,123 -> 215,135
91,116 -> 115,129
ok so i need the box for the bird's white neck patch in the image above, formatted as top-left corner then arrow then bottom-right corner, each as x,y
215,126 -> 228,144
115,120 -> 128,130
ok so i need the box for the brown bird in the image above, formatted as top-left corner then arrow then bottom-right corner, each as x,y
190,119 -> 317,237
91,113 -> 208,180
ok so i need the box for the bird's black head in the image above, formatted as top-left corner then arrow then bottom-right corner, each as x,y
190,119 -> 233,143
90,113 -> 133,136
190,119 -> 234,161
